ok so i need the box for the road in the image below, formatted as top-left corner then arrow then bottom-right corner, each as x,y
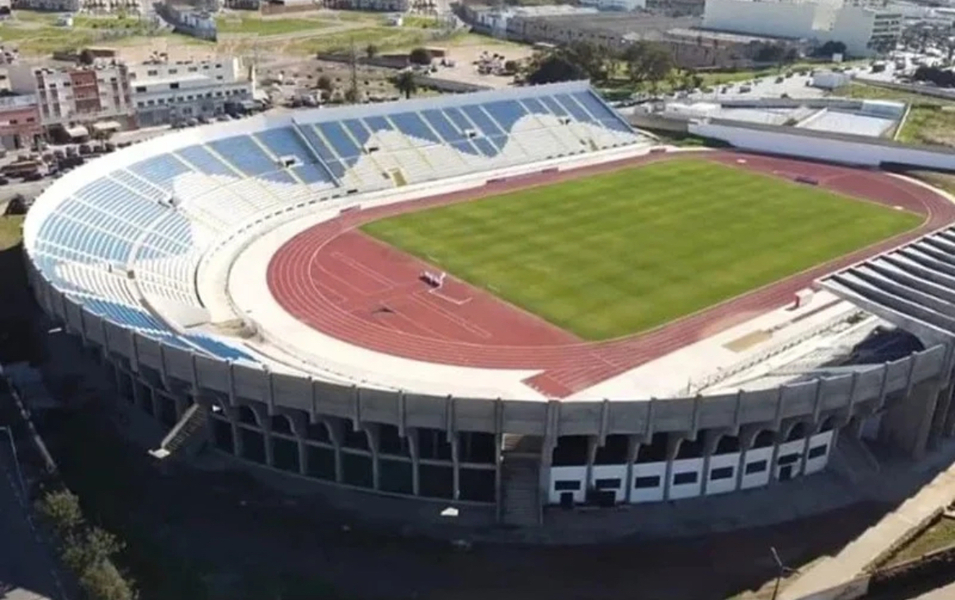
0,432 -> 62,600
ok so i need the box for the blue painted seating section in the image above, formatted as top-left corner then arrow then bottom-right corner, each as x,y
128,154 -> 192,191
293,164 -> 335,185
554,93 -> 593,123
422,109 -> 464,142
176,145 -> 238,177
461,106 -> 503,138
342,119 -> 372,148
297,125 -> 340,165
75,179 -> 166,226
84,298 -> 165,330
572,91 -> 633,133
317,122 -> 362,160
483,100 -> 527,131
520,97 -> 552,117
208,137 -> 275,176
111,170 -> 166,202
38,212 -> 133,264
390,112 -> 441,144
185,335 -> 252,360
255,128 -> 314,164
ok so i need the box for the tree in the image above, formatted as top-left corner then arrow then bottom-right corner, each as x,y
622,42 -> 673,92
754,43 -> 786,64
365,43 -> 378,59
393,70 -> 417,99
408,47 -> 432,66
526,54 -> 586,85
503,59 -> 519,75
560,41 -> 606,83
78,48 -> 95,66
316,75 -> 333,92
36,489 -> 84,538
813,40 -> 847,58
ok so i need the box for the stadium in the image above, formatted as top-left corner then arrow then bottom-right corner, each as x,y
20,80 -> 955,527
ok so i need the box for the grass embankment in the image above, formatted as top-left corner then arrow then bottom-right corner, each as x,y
363,159 -> 920,340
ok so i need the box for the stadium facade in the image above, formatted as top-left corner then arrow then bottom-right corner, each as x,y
22,81 -> 955,526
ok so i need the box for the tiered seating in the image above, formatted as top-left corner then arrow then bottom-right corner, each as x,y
27,82 -> 643,365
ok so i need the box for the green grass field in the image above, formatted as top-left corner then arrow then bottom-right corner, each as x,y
362,160 -> 921,341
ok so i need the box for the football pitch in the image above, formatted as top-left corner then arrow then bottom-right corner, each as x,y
361,159 -> 921,341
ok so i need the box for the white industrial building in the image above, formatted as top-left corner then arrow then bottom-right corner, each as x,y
128,58 -> 255,126
703,0 -> 902,57
579,0 -> 646,11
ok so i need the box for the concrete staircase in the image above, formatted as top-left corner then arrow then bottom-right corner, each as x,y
831,435 -> 881,485
149,403 -> 209,460
500,434 -> 543,527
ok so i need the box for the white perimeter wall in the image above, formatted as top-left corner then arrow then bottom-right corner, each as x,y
703,0 -> 818,39
688,121 -> 955,170
547,432 -> 834,505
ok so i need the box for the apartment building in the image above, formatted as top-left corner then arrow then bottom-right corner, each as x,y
0,93 -> 42,150
127,58 -> 254,126
8,63 -> 136,135
11,0 -> 80,11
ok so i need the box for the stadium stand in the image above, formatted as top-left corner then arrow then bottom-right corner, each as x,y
25,82 -> 645,364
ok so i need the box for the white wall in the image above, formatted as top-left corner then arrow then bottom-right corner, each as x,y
631,462 -> 667,503
668,457 -> 704,500
805,430 -> 834,474
590,464 -> 628,503
703,0 -> 818,39
549,465 -> 587,504
775,439 -> 807,480
706,452 -> 741,495
740,446 -> 773,489
688,121 -> 955,170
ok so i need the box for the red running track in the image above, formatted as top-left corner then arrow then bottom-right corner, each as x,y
267,151 -> 955,399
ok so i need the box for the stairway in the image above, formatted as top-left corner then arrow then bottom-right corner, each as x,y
500,434 -> 543,527
149,403 -> 209,460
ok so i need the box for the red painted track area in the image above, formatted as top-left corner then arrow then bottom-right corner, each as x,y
267,152 -> 955,398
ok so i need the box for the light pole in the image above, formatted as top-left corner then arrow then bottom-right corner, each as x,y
0,426 -> 27,501
770,546 -> 796,600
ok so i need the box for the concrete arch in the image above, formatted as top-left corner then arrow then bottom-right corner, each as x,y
270,413 -> 294,436
235,403 -> 265,427
782,419 -> 812,442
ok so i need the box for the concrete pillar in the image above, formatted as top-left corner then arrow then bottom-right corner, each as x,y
408,429 -> 420,496
585,435 -> 599,495
286,411 -> 309,478
928,384 -> 953,450
624,435 -> 643,504
767,428 -> 785,486
449,432 -> 460,501
228,407 -> 244,458
149,385 -> 161,419
364,425 -> 380,491
326,419 -> 344,484
699,429 -> 725,496
662,433 -> 683,502
879,379 -> 940,460
735,424 -> 763,492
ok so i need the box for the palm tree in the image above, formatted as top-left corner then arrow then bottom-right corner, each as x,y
394,70 -> 417,100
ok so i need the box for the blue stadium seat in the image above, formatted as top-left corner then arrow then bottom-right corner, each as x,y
483,100 -> 527,132
317,122 -> 362,159
177,145 -> 238,177
128,154 -> 192,190
390,112 -> 441,144
208,137 -> 276,176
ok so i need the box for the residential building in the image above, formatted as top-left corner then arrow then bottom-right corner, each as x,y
11,0 -> 79,11
702,0 -> 902,56
128,57 -> 254,126
0,93 -> 41,150
322,0 -> 408,10
8,63 -> 136,134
